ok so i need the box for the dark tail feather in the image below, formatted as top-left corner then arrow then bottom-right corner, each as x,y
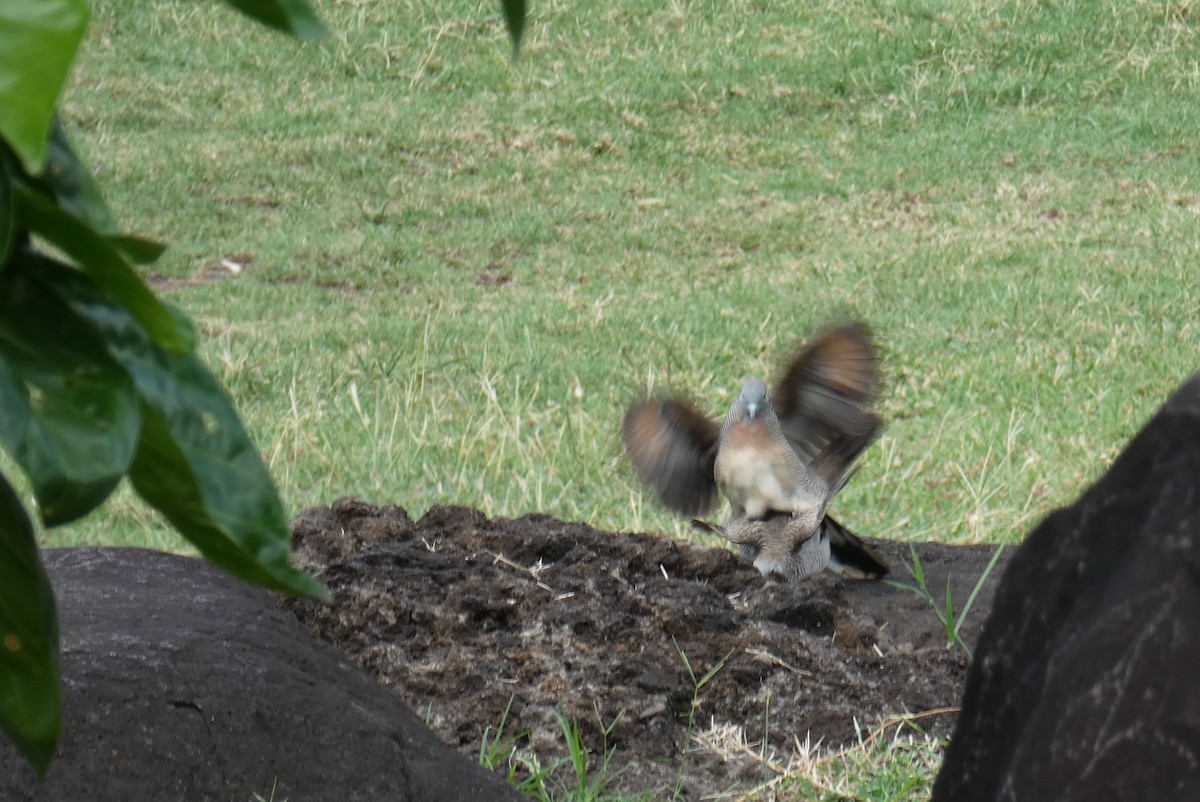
824,515 -> 889,579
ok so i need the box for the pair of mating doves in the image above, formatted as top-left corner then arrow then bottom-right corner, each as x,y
622,322 -> 889,582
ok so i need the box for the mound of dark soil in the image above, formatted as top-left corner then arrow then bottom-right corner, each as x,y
285,499 -> 1008,799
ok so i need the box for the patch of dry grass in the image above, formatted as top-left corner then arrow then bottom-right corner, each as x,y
687,711 -> 948,801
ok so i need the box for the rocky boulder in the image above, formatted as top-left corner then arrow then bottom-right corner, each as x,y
0,547 -> 523,802
933,374 -> 1200,800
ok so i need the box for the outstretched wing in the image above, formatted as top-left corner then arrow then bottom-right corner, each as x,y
773,321 -> 882,487
622,398 -> 721,516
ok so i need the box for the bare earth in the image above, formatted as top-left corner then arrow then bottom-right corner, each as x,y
284,498 -> 1008,799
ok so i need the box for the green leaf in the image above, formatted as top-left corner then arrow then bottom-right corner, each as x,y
0,152 -> 13,264
501,0 -> 526,53
130,402 -> 327,598
14,186 -> 193,355
17,121 -> 166,264
0,474 -> 61,777
0,0 -> 90,172
0,255 -> 140,525
219,0 -> 327,41
107,234 -> 167,266
8,120 -> 168,266
35,261 -> 328,600
37,117 -> 115,236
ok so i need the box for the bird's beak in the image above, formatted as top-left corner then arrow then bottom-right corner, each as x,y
744,400 -> 760,420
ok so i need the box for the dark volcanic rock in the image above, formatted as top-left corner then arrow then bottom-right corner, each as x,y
933,374 -> 1200,801
287,497 -> 1010,799
0,547 -> 522,802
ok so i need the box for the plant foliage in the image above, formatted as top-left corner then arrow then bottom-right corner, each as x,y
0,0 -> 524,777
0,0 -> 341,776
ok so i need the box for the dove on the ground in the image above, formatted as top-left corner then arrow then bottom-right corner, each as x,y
692,514 -> 888,581
623,321 -> 888,581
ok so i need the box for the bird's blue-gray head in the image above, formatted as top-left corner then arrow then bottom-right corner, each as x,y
736,379 -> 771,421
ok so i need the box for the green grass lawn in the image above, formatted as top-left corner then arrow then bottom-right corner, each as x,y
50,0 -> 1200,796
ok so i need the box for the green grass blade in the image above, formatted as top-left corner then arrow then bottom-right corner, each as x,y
671,636 -> 697,687
909,545 -> 926,588
943,577 -> 957,649
557,711 -> 590,792
953,544 -> 1007,640
696,648 -> 735,690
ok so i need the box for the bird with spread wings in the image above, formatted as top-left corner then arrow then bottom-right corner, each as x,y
622,322 -> 889,582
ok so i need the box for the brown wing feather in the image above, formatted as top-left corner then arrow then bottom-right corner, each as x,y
774,321 -> 879,432
773,321 -> 882,484
622,398 -> 720,516
807,414 -> 882,489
